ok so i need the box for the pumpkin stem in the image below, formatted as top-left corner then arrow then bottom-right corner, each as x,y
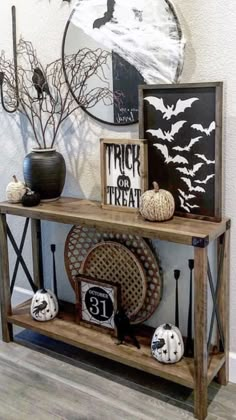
164,323 -> 172,330
153,181 -> 159,192
13,175 -> 18,183
40,288 -> 47,294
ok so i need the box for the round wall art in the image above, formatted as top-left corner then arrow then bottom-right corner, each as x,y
62,0 -> 185,126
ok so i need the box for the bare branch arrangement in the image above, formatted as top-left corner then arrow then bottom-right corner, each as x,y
0,39 -> 114,148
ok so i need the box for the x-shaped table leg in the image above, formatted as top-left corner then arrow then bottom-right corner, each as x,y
207,234 -> 225,353
7,220 -> 38,294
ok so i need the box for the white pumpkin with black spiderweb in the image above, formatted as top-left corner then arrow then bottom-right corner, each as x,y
151,323 -> 184,364
30,288 -> 59,321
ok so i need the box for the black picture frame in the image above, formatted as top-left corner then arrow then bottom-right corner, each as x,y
139,82 -> 223,222
74,274 -> 120,333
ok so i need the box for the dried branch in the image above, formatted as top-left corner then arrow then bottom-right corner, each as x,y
0,38 -> 116,148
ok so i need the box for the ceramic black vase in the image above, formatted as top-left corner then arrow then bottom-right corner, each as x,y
23,148 -> 66,201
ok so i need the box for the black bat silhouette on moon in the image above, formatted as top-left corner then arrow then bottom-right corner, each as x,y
144,96 -> 199,120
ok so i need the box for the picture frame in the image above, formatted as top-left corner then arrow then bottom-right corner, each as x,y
74,274 -> 120,333
139,82 -> 223,221
100,138 -> 148,211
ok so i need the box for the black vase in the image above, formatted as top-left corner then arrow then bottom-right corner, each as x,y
23,148 -> 66,201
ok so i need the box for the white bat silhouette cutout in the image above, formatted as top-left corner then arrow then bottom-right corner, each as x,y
181,177 -> 205,193
185,202 -> 199,209
179,196 -> 190,212
146,120 -> 186,142
194,154 -> 215,164
178,189 -> 196,200
191,121 -> 215,136
153,144 -> 188,164
144,96 -> 199,120
173,136 -> 202,152
195,174 -> 215,184
176,163 -> 203,177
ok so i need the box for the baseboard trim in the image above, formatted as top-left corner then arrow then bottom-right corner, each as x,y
229,352 -> 236,383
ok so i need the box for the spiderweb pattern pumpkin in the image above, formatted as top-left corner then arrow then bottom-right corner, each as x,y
139,182 -> 175,221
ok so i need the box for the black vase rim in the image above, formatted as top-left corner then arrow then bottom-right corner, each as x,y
31,147 -> 56,152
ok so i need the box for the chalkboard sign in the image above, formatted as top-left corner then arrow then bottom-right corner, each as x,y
100,138 -> 148,211
74,275 -> 120,332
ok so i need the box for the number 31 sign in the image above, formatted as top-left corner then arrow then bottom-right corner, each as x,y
74,275 -> 120,332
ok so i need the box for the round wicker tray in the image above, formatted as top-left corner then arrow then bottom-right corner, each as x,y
64,225 -> 162,324
80,241 -> 147,319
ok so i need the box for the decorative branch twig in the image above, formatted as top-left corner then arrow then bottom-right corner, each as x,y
0,38 -> 115,148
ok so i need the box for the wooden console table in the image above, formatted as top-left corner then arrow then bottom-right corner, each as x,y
0,197 -> 230,420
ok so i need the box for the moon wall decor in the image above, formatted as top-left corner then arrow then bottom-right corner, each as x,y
62,0 -> 185,126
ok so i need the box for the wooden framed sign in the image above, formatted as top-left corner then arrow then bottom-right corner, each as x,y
100,138 -> 148,211
74,275 -> 120,332
139,82 -> 223,221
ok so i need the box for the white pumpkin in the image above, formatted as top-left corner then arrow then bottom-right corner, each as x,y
139,182 -> 175,221
30,288 -> 59,321
6,175 -> 26,203
151,323 -> 184,364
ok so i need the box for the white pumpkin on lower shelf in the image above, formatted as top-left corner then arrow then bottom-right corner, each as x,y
151,323 -> 184,364
30,288 -> 59,321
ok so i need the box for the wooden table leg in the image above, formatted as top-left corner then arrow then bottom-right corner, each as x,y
194,246 -> 208,420
0,214 -> 13,342
31,219 -> 43,290
217,229 -> 230,385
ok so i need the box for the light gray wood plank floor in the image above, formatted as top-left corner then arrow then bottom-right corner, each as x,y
0,331 -> 236,420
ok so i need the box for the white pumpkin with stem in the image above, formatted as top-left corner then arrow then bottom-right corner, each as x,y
151,323 -> 184,364
6,175 -> 26,203
139,181 -> 175,221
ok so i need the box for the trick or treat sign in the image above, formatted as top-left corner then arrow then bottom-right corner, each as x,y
100,138 -> 147,210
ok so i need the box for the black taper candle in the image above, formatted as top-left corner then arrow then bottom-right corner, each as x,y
174,269 -> 180,328
185,259 -> 194,357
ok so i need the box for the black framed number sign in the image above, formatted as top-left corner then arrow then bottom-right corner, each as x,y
139,82 -> 223,221
74,275 -> 120,332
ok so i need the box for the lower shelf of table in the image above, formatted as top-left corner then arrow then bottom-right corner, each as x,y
8,300 -> 225,390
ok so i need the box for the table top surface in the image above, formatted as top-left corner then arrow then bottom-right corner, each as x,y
0,197 -> 230,246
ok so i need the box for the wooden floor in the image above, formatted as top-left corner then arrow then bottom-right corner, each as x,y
0,328 -> 236,420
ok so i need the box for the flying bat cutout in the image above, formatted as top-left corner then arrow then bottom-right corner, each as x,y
181,177 -> 205,193
179,196 -> 190,212
194,154 -> 215,164
195,174 -> 215,184
173,136 -> 202,152
176,163 -> 203,177
185,202 -> 199,209
178,189 -> 196,200
144,96 -> 199,120
146,120 -> 186,142
191,121 -> 215,136
153,144 -> 188,164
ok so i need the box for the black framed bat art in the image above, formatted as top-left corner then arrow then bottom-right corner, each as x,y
139,82 -> 223,221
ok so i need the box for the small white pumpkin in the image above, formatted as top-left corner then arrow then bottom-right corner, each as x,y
151,323 -> 184,364
30,288 -> 59,321
139,182 -> 175,221
6,175 -> 26,203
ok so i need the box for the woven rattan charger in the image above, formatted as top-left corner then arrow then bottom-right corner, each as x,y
80,241 -> 147,319
64,225 -> 162,324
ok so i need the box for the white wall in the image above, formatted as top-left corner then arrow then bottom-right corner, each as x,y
0,0 -> 236,380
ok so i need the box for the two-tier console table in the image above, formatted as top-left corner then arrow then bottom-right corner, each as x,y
0,197 -> 230,420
